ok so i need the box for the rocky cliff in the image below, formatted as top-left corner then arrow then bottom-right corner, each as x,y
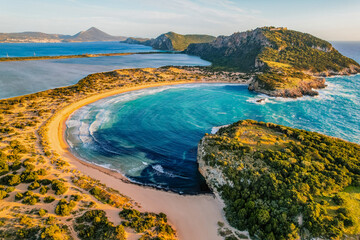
186,27 -> 360,98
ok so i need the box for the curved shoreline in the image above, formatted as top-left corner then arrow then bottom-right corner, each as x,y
0,51 -> 174,62
46,81 -> 231,240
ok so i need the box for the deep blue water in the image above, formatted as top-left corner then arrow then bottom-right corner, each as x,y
332,41 -> 360,63
0,41 -> 157,58
0,53 -> 210,99
66,74 -> 360,194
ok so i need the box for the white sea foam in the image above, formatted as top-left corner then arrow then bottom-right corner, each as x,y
211,124 -> 230,134
152,164 -> 164,173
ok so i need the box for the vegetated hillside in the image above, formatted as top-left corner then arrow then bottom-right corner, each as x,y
0,32 -> 69,43
198,120 -> 360,240
0,27 -> 126,43
122,32 -> 216,51
185,27 -> 360,97
66,27 -> 126,42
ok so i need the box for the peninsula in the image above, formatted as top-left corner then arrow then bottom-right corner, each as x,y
185,27 -> 360,97
125,27 -> 360,98
198,120 -> 360,239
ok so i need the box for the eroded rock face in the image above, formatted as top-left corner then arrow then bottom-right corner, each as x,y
248,77 -> 326,98
185,28 -> 270,72
185,27 -> 360,98
314,64 -> 360,77
147,34 -> 174,51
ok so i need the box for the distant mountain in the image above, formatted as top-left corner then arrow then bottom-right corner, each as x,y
122,32 -> 216,51
0,27 -> 126,43
185,27 -> 360,97
65,27 -> 126,42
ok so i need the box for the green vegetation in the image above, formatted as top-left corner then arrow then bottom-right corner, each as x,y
186,27 -> 360,97
40,224 -> 69,240
44,195 -> 56,203
75,210 -> 126,240
22,191 -> 40,205
120,208 -> 176,239
51,179 -> 68,195
164,32 -> 215,51
0,67 -> 208,239
55,199 -> 76,216
200,120 -> 360,239
260,28 -> 358,73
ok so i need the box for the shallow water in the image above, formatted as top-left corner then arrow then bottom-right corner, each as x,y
0,53 -> 210,99
66,74 -> 360,194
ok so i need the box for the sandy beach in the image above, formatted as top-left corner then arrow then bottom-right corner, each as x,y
46,81 -> 229,240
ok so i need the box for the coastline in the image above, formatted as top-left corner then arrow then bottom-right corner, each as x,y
0,51 -> 174,62
46,81 -> 232,240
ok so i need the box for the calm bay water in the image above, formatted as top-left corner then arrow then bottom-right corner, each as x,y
66,74 -> 360,194
0,41 -> 157,58
0,53 -> 210,99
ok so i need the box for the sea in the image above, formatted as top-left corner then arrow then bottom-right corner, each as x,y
0,40 -> 359,194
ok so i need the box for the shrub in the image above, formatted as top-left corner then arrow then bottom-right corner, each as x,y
40,186 -> 49,194
38,208 -> 47,217
20,171 -> 38,183
37,168 -> 47,176
2,174 -> 21,186
15,192 -> 24,200
22,195 -> 39,205
40,224 -> 69,240
44,196 -> 56,203
28,181 -> 41,190
0,190 -> 8,199
41,179 -> 52,185
0,160 -> 9,175
75,210 -> 127,240
5,186 -> 15,192
10,161 -> 22,171
19,215 -> 33,227
71,194 -> 83,202
55,199 -> 76,216
52,180 -> 68,195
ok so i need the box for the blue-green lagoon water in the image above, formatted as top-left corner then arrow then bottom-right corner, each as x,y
66,74 -> 360,194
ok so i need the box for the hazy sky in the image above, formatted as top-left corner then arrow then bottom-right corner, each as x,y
1,0 -> 359,41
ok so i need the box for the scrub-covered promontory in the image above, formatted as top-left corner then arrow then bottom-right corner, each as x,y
186,27 -> 360,97
198,120 -> 360,239
123,32 -> 216,51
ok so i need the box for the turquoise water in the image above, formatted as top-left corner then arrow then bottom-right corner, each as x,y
0,41 -> 157,58
0,53 -> 210,99
66,74 -> 360,194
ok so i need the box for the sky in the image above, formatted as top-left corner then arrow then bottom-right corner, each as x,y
0,0 -> 360,41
